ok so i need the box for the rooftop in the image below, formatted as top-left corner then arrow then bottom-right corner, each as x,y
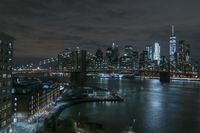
0,32 -> 16,41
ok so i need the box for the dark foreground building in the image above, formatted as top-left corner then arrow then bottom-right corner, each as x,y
12,77 -> 61,122
0,33 -> 15,130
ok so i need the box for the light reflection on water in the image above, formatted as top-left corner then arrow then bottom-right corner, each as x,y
59,78 -> 200,133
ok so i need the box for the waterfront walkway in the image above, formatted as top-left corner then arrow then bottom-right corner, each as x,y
0,102 -> 67,133
2,96 -> 123,133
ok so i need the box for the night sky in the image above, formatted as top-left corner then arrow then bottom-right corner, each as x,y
1,0 -> 200,65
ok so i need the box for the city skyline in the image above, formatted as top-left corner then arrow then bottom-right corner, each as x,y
11,30 -> 197,68
1,0 -> 200,65
1,1 -> 200,133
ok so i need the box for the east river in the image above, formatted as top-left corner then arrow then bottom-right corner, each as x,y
59,77 -> 200,133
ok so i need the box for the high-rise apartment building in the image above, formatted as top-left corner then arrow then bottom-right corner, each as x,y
0,33 -> 15,129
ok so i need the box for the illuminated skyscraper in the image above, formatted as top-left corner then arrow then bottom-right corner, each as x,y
153,42 -> 160,65
145,45 -> 153,60
169,25 -> 176,61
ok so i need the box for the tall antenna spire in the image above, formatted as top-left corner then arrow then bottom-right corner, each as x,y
172,25 -> 175,36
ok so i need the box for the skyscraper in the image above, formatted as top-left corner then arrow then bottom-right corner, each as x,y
145,45 -> 153,60
124,45 -> 134,57
169,25 -> 177,62
111,43 -> 119,68
58,48 -> 74,70
178,40 -> 191,63
139,50 -> 148,69
105,47 -> 112,67
0,33 -> 15,129
95,48 -> 104,68
120,45 -> 134,69
177,40 -> 191,71
153,42 -> 160,65
133,51 -> 139,70
58,48 -> 87,71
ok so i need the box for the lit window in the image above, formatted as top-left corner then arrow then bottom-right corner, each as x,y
1,121 -> 6,127
11,89 -> 15,94
14,98 -> 17,101
13,118 -> 17,123
7,81 -> 11,86
2,74 -> 6,78
9,43 -> 12,48
7,74 -> 11,78
8,51 -> 12,55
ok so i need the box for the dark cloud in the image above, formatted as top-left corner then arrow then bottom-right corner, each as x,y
0,0 -> 200,65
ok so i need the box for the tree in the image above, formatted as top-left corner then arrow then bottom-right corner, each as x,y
43,118 -> 51,133
51,115 -> 57,133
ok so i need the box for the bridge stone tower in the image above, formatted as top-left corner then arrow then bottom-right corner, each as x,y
160,60 -> 170,83
70,50 -> 87,85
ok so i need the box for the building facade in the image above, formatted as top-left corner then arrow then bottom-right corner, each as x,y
12,77 -> 61,122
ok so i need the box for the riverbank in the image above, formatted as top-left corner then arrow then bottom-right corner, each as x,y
36,99 -> 115,133
53,96 -> 124,118
31,94 -> 123,132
